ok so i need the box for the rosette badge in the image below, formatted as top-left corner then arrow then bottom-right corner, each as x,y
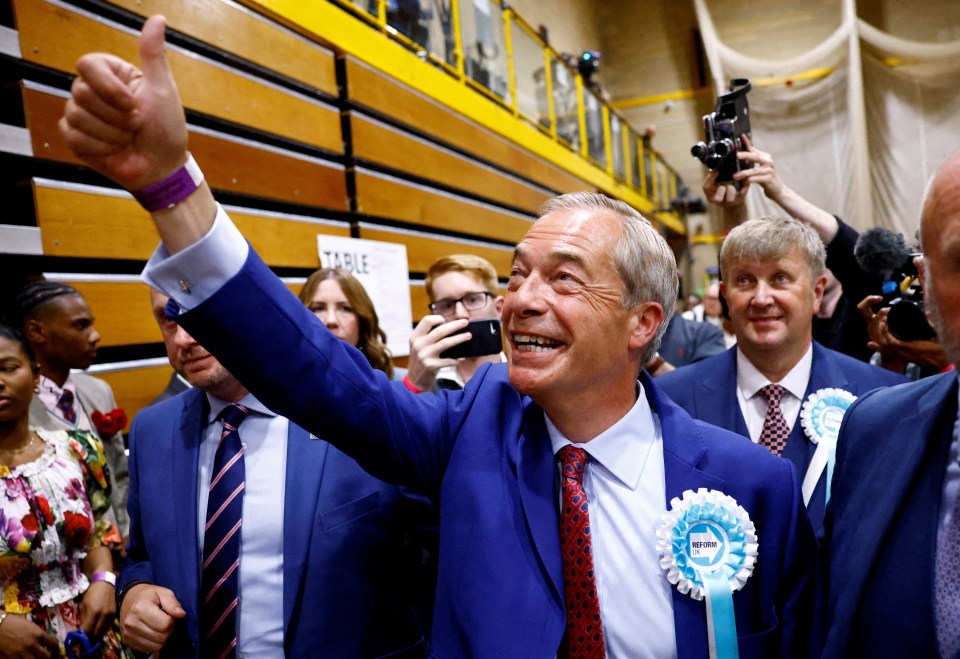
799,388 -> 856,505
657,488 -> 758,659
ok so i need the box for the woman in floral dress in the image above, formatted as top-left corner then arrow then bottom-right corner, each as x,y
0,324 -> 131,658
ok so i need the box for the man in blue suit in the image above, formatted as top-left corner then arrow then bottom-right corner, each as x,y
62,16 -> 815,658
658,217 -> 907,533
820,149 -> 960,658
117,289 -> 433,657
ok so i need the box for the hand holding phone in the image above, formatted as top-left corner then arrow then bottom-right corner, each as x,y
439,319 -> 503,359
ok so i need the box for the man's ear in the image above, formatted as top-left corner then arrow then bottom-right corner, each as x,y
811,273 -> 827,314
495,296 -> 504,315
22,318 -> 44,344
628,302 -> 665,352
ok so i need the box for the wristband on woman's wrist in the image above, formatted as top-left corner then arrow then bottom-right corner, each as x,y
91,571 -> 117,587
132,154 -> 204,211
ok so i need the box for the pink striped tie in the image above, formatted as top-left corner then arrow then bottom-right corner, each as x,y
201,404 -> 249,659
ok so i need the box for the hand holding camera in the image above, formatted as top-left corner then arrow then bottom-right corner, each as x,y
692,78 -> 754,185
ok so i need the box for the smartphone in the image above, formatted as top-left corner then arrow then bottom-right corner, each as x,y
440,319 -> 503,359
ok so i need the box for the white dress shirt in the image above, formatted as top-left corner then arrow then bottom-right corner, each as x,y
547,383 -> 678,659
735,345 -> 813,443
199,391 -> 287,658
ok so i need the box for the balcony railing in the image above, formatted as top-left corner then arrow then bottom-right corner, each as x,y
329,0 -> 685,229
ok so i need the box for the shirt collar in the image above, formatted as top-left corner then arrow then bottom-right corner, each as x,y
39,374 -> 77,400
736,343 -> 813,401
545,381 -> 656,490
205,391 -> 275,425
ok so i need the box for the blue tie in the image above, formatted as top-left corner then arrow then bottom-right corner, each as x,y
201,404 -> 249,659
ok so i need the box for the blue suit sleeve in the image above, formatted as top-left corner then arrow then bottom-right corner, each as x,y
175,248 -> 459,494
118,414 -> 155,597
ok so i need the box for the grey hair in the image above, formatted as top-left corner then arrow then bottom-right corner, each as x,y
720,216 -> 826,280
537,192 -> 678,362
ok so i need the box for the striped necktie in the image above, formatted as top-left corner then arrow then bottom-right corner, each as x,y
201,403 -> 249,659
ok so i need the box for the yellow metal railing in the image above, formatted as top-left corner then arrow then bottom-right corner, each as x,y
261,0 -> 687,232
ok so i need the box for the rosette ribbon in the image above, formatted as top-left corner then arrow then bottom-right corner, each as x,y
657,488 -> 758,659
799,388 -> 856,505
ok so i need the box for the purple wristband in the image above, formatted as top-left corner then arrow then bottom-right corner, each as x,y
91,571 -> 117,587
132,154 -> 204,211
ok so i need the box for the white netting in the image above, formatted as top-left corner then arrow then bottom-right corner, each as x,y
694,0 -> 960,236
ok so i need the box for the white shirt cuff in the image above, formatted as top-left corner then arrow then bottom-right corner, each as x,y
140,203 -> 249,311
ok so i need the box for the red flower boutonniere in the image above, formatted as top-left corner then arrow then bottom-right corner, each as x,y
91,408 -> 128,437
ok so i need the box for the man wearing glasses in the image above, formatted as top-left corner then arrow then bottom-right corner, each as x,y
404,255 -> 506,392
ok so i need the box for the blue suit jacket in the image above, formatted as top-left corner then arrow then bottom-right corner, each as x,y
171,249 -> 816,658
119,387 -> 432,658
821,371 -> 958,658
656,343 -> 908,533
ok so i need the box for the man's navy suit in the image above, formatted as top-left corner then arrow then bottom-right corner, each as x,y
821,371 -> 958,658
119,387 -> 431,658
656,343 -> 908,532
164,249 -> 816,659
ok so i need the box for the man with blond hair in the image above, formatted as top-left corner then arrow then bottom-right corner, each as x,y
405,254 -> 505,392
658,216 -> 907,533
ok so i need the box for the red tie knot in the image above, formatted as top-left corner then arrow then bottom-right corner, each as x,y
558,446 -> 589,482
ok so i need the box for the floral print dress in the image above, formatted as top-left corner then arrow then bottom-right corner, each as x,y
0,428 -> 131,657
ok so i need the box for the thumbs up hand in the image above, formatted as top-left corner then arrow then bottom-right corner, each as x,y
60,15 -> 187,192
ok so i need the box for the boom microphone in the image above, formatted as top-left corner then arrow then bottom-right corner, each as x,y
853,227 -> 912,278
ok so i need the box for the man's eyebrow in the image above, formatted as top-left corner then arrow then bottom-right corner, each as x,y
511,245 -> 588,271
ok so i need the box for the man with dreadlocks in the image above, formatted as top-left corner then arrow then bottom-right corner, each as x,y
10,280 -> 130,538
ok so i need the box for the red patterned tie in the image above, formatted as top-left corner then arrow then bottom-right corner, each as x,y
201,404 -> 249,659
759,384 -> 790,456
557,445 -> 606,659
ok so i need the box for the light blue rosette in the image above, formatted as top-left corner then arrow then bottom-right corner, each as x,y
799,388 -> 856,505
657,488 -> 758,659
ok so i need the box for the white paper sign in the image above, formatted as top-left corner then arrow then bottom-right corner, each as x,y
317,235 -> 412,357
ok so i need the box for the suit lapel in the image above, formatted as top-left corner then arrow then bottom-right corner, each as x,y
282,422 -> 328,631
696,350 -> 746,436
645,374 -> 724,659
174,390 -> 204,627
74,380 -> 100,420
517,400 -> 564,606
783,343 -> 845,469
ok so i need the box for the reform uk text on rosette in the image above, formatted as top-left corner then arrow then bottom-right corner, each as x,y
657,488 -> 758,659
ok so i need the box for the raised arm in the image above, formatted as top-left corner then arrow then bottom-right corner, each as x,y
704,135 -> 840,243
59,15 -> 214,252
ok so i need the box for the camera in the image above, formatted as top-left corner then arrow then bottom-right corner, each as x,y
878,255 -> 935,342
853,227 -> 935,342
691,78 -> 754,185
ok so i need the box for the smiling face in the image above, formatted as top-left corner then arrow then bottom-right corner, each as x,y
503,208 -> 660,422
0,335 -> 38,426
722,246 -> 825,369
